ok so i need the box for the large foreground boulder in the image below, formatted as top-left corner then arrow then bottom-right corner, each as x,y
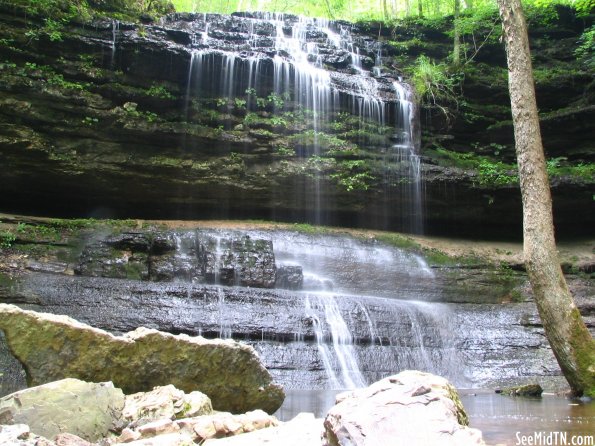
323,370 -> 484,446
0,304 -> 284,414
0,379 -> 124,442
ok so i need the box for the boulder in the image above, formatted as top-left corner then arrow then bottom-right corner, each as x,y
202,412 -> 322,446
0,304 -> 285,414
0,424 -> 55,446
112,432 -> 195,446
54,433 -> 93,446
115,409 -> 278,444
123,385 -> 213,426
323,370 -> 484,446
0,378 -> 125,442
498,383 -> 543,397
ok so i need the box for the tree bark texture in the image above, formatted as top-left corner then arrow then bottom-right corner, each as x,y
497,0 -> 595,396
453,0 -> 461,65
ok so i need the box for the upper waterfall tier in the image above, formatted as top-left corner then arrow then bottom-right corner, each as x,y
162,12 -> 407,101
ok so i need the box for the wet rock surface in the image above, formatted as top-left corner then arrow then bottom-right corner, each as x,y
74,230 -> 296,288
0,228 -> 591,396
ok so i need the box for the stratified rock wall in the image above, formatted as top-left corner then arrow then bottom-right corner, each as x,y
0,5 -> 592,237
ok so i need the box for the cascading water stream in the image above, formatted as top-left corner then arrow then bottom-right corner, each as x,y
304,293 -> 366,389
180,12 -> 423,229
110,20 -> 119,68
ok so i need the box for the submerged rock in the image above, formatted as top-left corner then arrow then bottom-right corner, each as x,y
497,383 -> 543,397
323,370 -> 484,446
0,378 -> 125,442
0,304 -> 285,414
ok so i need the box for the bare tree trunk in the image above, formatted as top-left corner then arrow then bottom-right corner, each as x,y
497,0 -> 595,397
418,0 -> 423,17
453,0 -> 461,65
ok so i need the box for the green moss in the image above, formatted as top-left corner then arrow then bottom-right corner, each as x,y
569,308 -> 595,398
372,233 -> 419,250
447,384 -> 469,426
290,223 -> 333,235
427,147 -> 519,187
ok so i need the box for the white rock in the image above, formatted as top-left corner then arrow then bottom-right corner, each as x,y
323,370 -> 485,446
202,412 -> 323,446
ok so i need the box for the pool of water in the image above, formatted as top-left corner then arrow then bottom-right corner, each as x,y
275,389 -> 595,445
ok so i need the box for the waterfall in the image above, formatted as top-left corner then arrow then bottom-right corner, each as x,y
178,12 -> 423,230
305,294 -> 366,389
110,20 -> 119,68
217,287 -> 232,338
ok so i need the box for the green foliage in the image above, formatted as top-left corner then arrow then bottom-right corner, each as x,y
545,157 -> 595,182
372,232 -> 419,250
431,147 -> 519,187
575,25 -> 595,70
305,155 -> 335,173
146,84 -> 175,99
574,0 -> 595,16
7,0 -> 174,22
290,130 -> 351,152
275,146 -> 295,157
82,116 -> 99,125
0,230 -> 16,249
330,159 -> 375,191
47,72 -> 88,90
9,62 -> 89,91
234,98 -> 246,109
267,93 -> 285,108
270,116 -> 287,128
407,55 -> 458,107
123,102 -> 159,122
44,18 -> 64,41
477,159 -> 518,186
243,112 -> 259,125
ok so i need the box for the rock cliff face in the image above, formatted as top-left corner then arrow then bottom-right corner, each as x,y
0,5 -> 592,237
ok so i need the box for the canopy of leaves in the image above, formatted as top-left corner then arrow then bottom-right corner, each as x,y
2,0 -> 174,21
170,0 -> 587,22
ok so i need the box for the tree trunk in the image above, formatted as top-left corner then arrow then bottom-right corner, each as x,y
418,0 -> 423,17
453,0 -> 461,65
497,0 -> 595,397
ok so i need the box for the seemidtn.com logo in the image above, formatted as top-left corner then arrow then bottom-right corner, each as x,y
516,432 -> 595,446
